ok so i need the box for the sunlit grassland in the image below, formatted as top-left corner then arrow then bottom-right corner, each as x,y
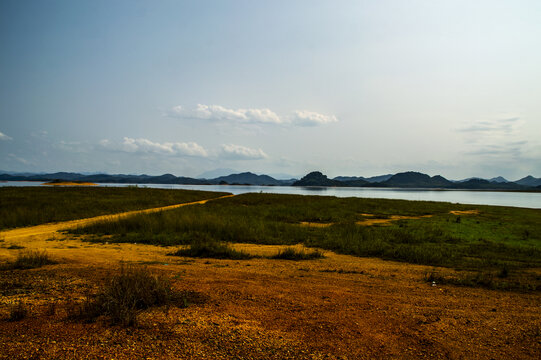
0,187 -> 229,230
71,193 -> 541,290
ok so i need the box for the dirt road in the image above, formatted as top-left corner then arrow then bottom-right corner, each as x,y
0,194 -> 235,242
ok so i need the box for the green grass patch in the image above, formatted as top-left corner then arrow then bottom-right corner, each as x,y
71,192 -> 541,290
0,187 -> 229,230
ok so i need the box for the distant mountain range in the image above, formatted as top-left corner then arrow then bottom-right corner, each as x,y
0,171 -> 295,186
1,170 -> 540,190
294,171 -> 541,190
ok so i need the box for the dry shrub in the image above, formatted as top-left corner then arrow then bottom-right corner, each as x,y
68,265 -> 183,326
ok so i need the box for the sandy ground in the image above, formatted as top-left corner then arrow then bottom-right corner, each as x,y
0,203 -> 540,359
300,214 -> 434,227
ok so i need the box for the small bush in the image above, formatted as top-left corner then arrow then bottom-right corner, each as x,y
170,241 -> 254,260
3,250 -> 56,270
270,247 -> 325,260
424,270 -> 537,291
8,301 -> 28,321
498,266 -> 509,278
68,265 -> 181,326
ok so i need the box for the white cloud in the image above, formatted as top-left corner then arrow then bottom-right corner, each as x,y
221,144 -> 268,160
167,104 -> 338,127
290,110 -> 338,126
100,137 -> 208,157
0,131 -> 13,141
168,104 -> 282,124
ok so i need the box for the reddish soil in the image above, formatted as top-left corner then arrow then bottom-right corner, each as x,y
0,205 -> 539,359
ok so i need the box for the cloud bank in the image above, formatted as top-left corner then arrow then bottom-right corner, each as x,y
99,138 -> 269,161
100,137 -> 208,157
167,104 -> 337,127
168,104 -> 282,124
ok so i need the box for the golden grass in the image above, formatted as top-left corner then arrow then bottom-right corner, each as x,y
42,182 -> 98,186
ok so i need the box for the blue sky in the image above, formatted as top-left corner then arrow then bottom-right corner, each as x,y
1,0 -> 540,179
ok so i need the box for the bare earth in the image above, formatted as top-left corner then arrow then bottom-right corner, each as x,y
42,181 -> 99,186
0,201 -> 539,359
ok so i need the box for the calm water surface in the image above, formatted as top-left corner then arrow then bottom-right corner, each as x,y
2,181 -> 540,209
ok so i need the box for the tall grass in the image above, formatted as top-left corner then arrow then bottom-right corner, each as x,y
170,240 -> 254,260
1,250 -> 57,270
270,247 -> 325,260
72,193 -> 541,288
0,187 -> 229,230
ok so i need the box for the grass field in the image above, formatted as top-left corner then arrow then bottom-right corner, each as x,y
0,186 -> 229,230
1,189 -> 540,358
72,193 -> 541,290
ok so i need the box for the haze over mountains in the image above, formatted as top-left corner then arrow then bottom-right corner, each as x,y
1,170 -> 540,190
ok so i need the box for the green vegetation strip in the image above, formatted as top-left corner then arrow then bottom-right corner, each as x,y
0,187 -> 229,230
71,193 -> 541,290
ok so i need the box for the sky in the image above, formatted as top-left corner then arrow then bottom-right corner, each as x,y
1,0 -> 540,180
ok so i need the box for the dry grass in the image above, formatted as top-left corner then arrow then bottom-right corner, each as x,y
67,265 -> 178,326
270,247 -> 325,260
1,250 -> 56,270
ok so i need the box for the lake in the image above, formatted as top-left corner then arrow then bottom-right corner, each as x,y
1,181 -> 540,209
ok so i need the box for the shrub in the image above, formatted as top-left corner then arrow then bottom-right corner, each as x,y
270,247 -> 325,260
68,265 -> 178,326
424,270 -> 537,291
8,301 -> 28,321
170,241 -> 254,260
4,250 -> 56,270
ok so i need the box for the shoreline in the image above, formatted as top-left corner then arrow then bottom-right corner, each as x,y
1,180 -> 539,192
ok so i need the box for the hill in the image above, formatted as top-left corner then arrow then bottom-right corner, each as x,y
333,174 -> 393,183
450,179 -> 525,190
382,172 -> 454,188
293,171 -> 343,186
209,172 -> 289,186
515,175 -> 541,187
489,176 -> 509,183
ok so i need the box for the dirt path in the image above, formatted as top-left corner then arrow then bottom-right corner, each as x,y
299,214 -> 434,228
0,194 -> 235,241
299,210 -> 480,228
